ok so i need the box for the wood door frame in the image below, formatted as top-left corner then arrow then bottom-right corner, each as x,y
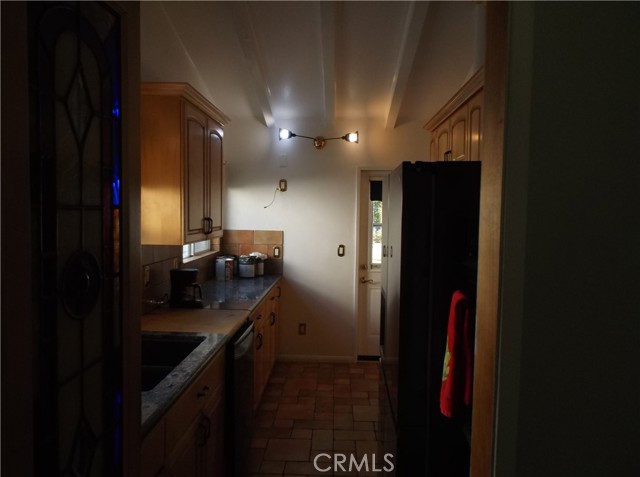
1,3 -> 33,475
113,2 -> 142,476
470,3 -> 508,476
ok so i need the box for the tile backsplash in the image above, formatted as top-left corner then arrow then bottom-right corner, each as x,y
141,230 -> 283,313
220,229 -> 284,275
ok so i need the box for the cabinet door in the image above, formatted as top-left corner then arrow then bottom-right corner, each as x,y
429,136 -> 437,162
141,420 -> 166,477
202,382 -> 225,477
207,121 -> 223,235
184,102 -> 209,243
450,105 -> 468,161
267,286 -> 280,376
435,123 -> 450,162
165,414 -> 202,477
252,305 -> 266,411
468,90 -> 483,161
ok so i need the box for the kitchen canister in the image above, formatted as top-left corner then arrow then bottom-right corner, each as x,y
249,252 -> 267,276
238,255 -> 257,278
215,256 -> 235,281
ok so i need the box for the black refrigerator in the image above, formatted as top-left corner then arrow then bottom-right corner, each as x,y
380,161 -> 481,477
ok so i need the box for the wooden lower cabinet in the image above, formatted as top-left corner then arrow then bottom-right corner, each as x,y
265,285 -> 280,381
165,389 -> 224,477
252,281 -> 281,411
141,349 -> 225,477
251,301 -> 267,411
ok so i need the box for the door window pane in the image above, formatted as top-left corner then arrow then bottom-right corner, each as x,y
371,199 -> 383,267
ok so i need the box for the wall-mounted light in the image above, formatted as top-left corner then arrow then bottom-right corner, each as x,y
278,128 -> 359,150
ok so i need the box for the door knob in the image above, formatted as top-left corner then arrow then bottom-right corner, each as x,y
360,277 -> 374,284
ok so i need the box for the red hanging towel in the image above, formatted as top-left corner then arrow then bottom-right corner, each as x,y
440,290 -> 474,418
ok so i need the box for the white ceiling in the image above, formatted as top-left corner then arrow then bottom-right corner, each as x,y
141,1 -> 485,129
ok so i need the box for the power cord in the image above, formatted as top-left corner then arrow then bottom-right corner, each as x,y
263,187 -> 281,208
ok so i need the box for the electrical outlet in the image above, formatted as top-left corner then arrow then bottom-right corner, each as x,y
279,179 -> 288,191
298,323 -> 306,335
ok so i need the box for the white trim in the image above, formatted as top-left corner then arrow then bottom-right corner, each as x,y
182,249 -> 217,264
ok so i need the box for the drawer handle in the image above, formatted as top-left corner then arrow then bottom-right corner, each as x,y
197,385 -> 210,398
196,416 -> 210,447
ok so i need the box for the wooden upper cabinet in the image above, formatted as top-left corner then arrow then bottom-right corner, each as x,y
425,68 -> 484,162
141,83 -> 229,245
184,103 -> 208,242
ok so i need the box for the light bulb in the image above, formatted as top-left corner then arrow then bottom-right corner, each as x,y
279,128 -> 293,140
344,131 -> 359,143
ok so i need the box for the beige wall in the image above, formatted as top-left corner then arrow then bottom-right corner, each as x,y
223,117 -> 427,360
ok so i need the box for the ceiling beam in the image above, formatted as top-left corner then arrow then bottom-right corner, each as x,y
229,2 -> 275,128
319,2 -> 337,124
385,1 -> 431,129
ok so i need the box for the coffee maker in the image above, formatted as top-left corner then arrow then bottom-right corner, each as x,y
170,268 -> 204,308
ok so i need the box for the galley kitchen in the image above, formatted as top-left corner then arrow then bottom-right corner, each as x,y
3,2 -> 639,477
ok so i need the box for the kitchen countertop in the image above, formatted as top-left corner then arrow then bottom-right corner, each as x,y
202,274 -> 281,310
140,275 -> 281,435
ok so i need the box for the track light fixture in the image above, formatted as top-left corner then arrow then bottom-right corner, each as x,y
278,128 -> 359,150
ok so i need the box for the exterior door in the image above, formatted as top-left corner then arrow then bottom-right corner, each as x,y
356,170 -> 389,358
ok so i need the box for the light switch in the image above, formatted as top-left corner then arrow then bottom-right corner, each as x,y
337,244 -> 345,257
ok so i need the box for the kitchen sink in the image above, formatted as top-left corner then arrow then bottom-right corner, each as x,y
141,333 -> 206,391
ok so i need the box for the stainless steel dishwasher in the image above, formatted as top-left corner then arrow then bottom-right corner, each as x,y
225,321 -> 254,477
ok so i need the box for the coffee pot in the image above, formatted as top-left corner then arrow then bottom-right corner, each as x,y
169,268 -> 204,308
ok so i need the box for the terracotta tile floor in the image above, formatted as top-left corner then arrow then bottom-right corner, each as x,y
243,361 -> 384,477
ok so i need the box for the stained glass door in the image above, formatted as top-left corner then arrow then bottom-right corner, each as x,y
29,2 -> 123,475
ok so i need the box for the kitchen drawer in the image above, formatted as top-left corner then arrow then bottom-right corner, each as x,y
165,350 -> 225,452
